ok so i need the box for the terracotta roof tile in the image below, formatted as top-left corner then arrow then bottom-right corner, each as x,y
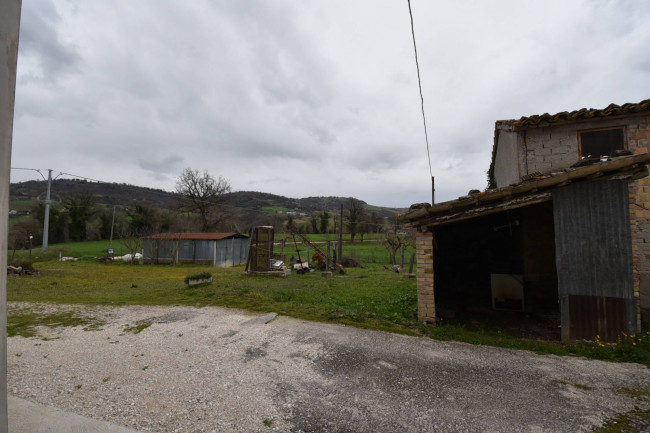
504,98 -> 650,128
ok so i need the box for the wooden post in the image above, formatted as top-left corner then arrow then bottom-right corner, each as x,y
326,241 -> 331,272
400,245 -> 405,268
244,227 -> 254,272
338,203 -> 343,262
281,239 -> 285,262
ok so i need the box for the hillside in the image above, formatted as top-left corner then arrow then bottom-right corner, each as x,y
9,179 -> 404,219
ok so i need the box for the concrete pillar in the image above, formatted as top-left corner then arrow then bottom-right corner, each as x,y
416,230 -> 435,323
1,1 -> 22,431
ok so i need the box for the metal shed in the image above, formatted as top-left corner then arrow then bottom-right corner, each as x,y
143,233 -> 248,267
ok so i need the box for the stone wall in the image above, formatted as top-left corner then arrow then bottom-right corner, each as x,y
493,127 -> 522,188
416,231 -> 435,323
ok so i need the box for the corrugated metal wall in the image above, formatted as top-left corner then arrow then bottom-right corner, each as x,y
214,238 -> 248,267
553,180 -> 636,340
193,240 -> 213,261
143,236 -> 248,266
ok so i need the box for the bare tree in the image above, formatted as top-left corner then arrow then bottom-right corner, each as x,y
158,235 -> 183,265
175,168 -> 232,232
382,227 -> 415,266
119,229 -> 143,266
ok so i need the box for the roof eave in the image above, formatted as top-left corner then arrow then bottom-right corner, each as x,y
399,153 -> 650,227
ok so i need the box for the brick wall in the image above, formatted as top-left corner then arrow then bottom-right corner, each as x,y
629,117 -> 650,150
523,115 -> 650,175
628,116 -> 650,329
416,231 -> 435,323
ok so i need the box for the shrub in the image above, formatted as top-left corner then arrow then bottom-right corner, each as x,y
184,271 -> 213,285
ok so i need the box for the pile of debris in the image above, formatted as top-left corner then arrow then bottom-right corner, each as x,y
7,265 -> 39,276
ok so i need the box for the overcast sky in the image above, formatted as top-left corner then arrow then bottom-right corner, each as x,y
10,0 -> 650,207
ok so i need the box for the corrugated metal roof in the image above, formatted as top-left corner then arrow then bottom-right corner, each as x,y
400,152 -> 650,227
497,98 -> 650,129
144,232 -> 246,240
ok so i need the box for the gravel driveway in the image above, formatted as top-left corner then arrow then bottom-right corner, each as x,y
8,303 -> 650,432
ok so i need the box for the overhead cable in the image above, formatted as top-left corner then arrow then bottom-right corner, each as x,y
407,0 -> 433,178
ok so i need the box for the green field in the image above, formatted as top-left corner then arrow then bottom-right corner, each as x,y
9,260 -> 418,334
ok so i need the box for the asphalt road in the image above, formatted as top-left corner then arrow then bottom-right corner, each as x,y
8,304 -> 650,432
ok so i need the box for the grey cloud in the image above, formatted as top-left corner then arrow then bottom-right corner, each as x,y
19,0 -> 81,81
11,0 -> 650,208
138,155 -> 184,174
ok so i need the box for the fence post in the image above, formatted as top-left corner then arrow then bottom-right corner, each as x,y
281,239 -> 285,262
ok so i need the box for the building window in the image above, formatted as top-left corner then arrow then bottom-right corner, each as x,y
578,127 -> 626,160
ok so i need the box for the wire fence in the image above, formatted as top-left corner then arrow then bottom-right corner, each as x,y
279,244 -> 414,268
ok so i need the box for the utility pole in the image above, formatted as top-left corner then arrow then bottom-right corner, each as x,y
108,205 -> 116,257
109,205 -> 116,248
337,203 -> 343,262
42,168 -> 52,251
431,176 -> 435,205
1,1 -> 23,431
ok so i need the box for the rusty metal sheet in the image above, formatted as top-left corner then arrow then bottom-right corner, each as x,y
553,180 -> 636,338
567,295 -> 627,342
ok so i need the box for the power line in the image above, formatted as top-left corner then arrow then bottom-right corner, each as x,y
11,167 -> 193,203
407,0 -> 433,178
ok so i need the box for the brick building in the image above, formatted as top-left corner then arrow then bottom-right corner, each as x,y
400,99 -> 650,341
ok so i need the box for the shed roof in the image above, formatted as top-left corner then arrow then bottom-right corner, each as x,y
400,153 -> 650,228
497,98 -> 650,129
144,232 -> 246,240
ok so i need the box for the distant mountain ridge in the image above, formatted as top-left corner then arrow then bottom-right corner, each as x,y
9,179 -> 404,218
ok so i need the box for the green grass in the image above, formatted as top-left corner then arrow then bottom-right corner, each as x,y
593,408 -> 650,432
616,387 -> 650,401
8,214 -> 30,222
261,206 -> 291,214
423,320 -> 650,366
10,240 -> 120,263
277,233 -> 404,264
593,388 -> 650,432
8,261 -> 418,334
8,307 -> 105,338
122,320 -> 152,335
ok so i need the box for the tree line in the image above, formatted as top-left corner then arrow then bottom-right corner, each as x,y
8,168 -> 414,264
